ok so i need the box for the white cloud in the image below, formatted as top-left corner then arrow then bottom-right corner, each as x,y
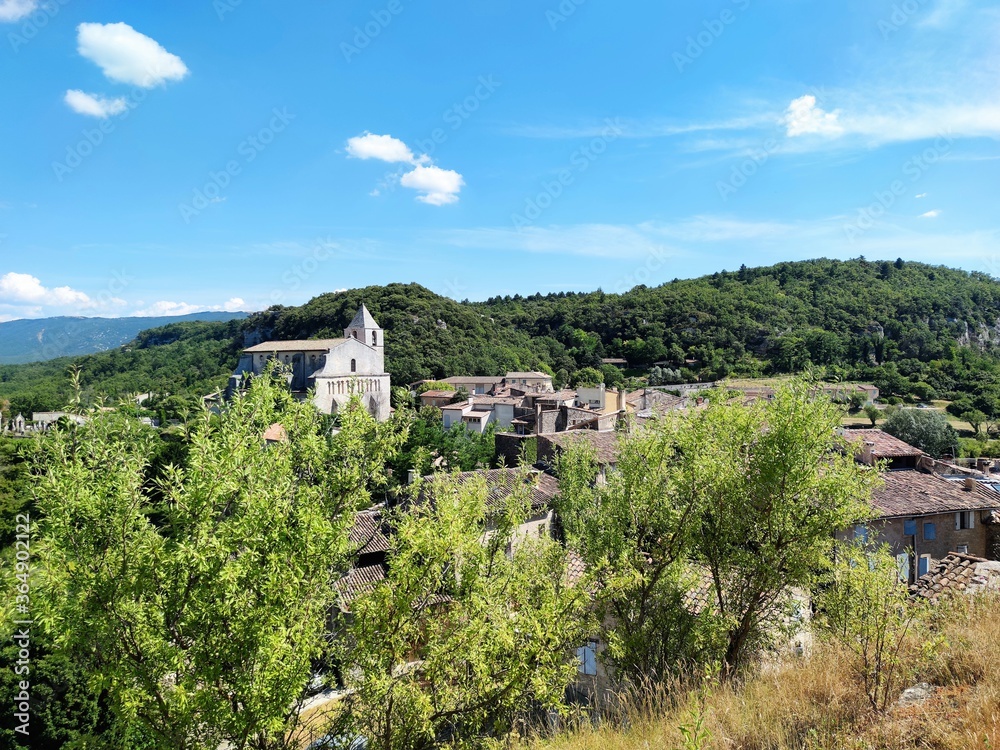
0,0 -> 36,22
400,165 -> 464,205
77,22 -> 188,88
916,193 -> 928,198
783,95 -> 844,137
440,224 -> 672,259
64,90 -> 128,118
0,272 -> 92,306
346,131 -> 464,204
346,132 -> 427,165
919,0 -> 967,27
434,216 -> 1000,272
920,209 -> 942,218
133,298 -> 247,317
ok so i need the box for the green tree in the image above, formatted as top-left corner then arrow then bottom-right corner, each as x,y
863,404 -> 881,427
571,367 -> 604,388
416,381 -> 455,394
332,472 -> 593,749
557,383 -> 878,680
689,385 -> 879,672
27,368 -> 406,749
882,408 -> 958,457
962,409 -> 988,435
818,542 -> 919,713
556,424 -> 721,683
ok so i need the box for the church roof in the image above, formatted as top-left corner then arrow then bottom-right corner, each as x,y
244,339 -> 346,353
348,304 -> 379,330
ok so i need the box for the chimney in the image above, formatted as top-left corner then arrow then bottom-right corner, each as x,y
977,458 -> 991,476
861,441 -> 876,465
964,476 -> 976,491
407,469 -> 418,485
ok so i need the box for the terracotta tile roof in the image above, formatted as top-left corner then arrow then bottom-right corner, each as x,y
262,423 -> 288,443
244,339 -> 345,353
423,469 -> 559,513
539,431 -> 620,465
335,563 -> 386,612
350,509 -> 390,555
442,376 -> 504,385
535,390 -> 578,402
419,390 -> 456,399
842,429 -> 925,458
909,552 -> 1000,604
683,567 -> 716,616
470,396 -> 522,406
872,470 -> 1000,518
506,371 -> 552,379
625,389 -> 645,405
565,549 -> 587,587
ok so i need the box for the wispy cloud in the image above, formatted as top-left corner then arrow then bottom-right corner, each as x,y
64,90 -> 128,118
431,216 -> 1000,271
132,297 -> 247,317
0,0 -> 36,23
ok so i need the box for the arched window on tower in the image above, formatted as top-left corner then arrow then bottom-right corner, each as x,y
372,331 -> 378,346
351,359 -> 356,373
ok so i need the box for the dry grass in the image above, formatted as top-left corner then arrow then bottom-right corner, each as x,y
526,596 -> 1000,750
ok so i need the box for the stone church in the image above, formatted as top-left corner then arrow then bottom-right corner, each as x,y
228,304 -> 391,421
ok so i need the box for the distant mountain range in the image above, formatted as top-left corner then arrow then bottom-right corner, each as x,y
0,312 -> 249,365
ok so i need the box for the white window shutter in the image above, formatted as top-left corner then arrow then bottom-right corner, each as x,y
955,513 -> 961,531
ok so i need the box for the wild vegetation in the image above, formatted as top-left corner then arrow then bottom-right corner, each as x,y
0,379 -> 938,750
6,259 -> 1000,418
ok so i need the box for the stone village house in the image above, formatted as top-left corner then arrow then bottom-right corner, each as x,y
841,429 -> 1000,581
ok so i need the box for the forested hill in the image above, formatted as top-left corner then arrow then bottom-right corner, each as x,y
478,258 -> 1000,379
0,311 -> 248,365
4,259 -> 1000,415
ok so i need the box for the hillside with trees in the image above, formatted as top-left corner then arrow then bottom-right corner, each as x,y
5,260 -> 1000,416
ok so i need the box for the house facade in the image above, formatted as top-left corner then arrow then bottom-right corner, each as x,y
841,428 -> 1000,581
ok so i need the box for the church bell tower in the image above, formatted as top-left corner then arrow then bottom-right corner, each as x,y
344,304 -> 385,369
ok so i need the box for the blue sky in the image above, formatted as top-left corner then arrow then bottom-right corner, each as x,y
1,0 -> 998,320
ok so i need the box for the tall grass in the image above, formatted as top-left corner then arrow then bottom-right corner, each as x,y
526,595 -> 1000,750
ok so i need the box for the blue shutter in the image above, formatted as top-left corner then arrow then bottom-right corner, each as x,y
924,522 -> 936,541
918,556 -> 930,576
903,519 -> 917,536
